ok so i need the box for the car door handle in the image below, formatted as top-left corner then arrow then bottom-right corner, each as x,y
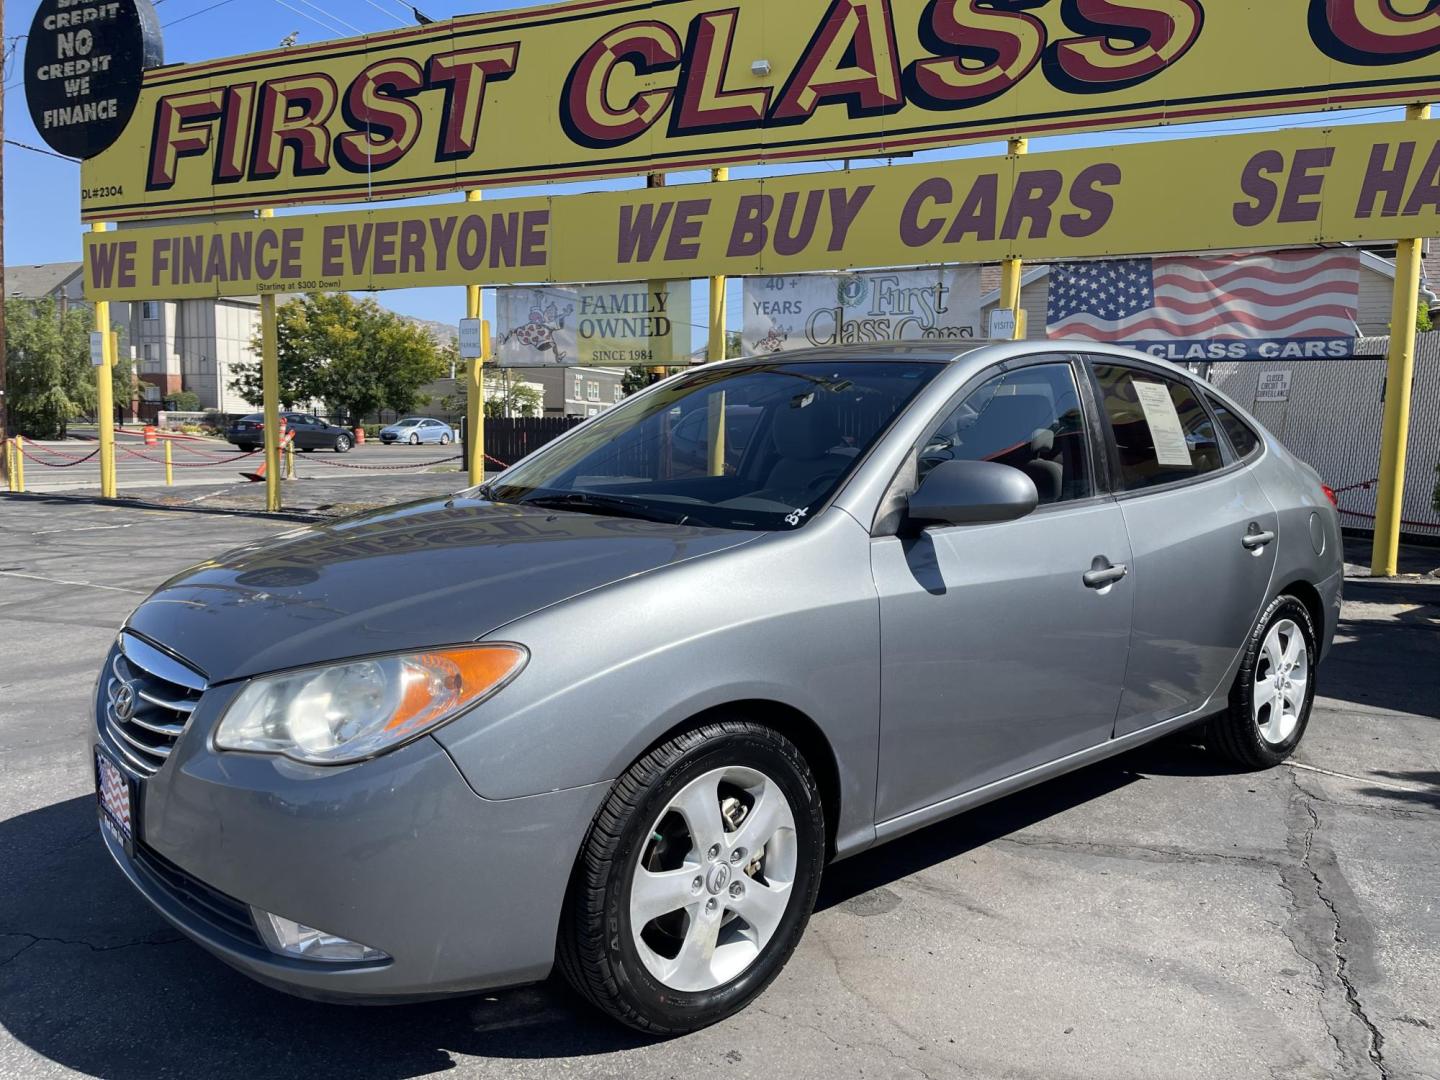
1083,559 -> 1129,590
1242,529 -> 1276,550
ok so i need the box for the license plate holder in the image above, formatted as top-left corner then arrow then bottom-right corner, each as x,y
95,747 -> 136,856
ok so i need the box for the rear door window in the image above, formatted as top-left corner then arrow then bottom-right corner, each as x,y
1090,364 -> 1223,491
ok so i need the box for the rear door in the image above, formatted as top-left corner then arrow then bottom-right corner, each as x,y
873,358 -> 1134,822
1085,360 -> 1279,736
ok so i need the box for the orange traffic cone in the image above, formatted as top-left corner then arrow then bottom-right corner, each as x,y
241,428 -> 293,482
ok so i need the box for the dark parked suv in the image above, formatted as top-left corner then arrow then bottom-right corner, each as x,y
228,413 -> 353,453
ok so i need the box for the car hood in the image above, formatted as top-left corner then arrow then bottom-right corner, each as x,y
125,497 -> 763,683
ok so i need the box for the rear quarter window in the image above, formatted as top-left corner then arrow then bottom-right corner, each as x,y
1207,396 -> 1263,460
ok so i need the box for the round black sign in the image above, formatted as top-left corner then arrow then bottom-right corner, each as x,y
24,0 -> 164,160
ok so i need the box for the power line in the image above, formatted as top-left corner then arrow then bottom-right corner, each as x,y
271,0 -> 346,38
362,0 -> 408,26
291,0 -> 364,35
163,0 -> 243,29
5,137 -> 77,163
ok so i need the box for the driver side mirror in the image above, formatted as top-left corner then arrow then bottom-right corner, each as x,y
907,460 -> 1038,528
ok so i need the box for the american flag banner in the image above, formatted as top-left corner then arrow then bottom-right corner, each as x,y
1046,249 -> 1361,361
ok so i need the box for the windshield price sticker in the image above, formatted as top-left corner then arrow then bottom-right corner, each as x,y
1132,381 -> 1193,468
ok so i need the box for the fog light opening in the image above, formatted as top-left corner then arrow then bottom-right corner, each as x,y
252,908 -> 389,963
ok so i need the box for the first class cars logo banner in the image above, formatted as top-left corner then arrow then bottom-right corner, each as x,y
742,268 -> 982,354
78,0 -> 1440,222
82,118 -> 1440,302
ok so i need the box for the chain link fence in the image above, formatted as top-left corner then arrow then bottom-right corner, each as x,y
1209,335 -> 1440,539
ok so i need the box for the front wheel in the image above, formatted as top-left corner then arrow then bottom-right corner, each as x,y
1208,594 -> 1317,769
559,720 -> 825,1033
333,435 -> 352,454
409,433 -> 420,445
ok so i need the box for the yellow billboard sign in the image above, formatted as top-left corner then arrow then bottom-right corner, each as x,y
80,0 -> 1440,223
84,118 -> 1440,300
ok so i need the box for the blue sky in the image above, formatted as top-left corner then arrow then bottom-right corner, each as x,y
1,0 -> 1412,342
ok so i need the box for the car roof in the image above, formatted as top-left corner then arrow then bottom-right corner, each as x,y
709,340 -> 1203,380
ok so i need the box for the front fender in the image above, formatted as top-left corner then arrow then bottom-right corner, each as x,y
432,511 -> 881,858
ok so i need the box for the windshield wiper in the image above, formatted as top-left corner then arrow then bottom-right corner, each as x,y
519,492 -> 690,525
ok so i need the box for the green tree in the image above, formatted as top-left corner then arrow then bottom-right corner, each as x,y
3,299 -> 130,438
443,371 -> 545,418
230,293 -> 448,420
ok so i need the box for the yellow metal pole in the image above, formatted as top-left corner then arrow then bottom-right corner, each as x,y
1371,103 -> 1432,577
14,435 -> 24,493
258,210 -> 282,512
164,438 -> 172,486
93,223 -> 118,498
465,190 -> 487,486
4,438 -> 13,492
998,137 -> 1028,341
706,167 -> 730,477
286,435 -> 296,479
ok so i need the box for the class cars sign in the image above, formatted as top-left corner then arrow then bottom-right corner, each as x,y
78,0 -> 1440,222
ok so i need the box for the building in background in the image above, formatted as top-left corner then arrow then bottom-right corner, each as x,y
6,261 -> 261,414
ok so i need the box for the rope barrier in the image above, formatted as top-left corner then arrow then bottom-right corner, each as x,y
118,445 -> 262,467
20,443 -> 102,462
306,453 -> 465,471
18,444 -> 100,468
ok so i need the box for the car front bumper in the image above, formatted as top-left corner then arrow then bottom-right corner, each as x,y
95,693 -> 608,1002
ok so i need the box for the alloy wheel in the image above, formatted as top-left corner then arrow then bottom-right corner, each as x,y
1253,618 -> 1309,744
630,765 -> 798,993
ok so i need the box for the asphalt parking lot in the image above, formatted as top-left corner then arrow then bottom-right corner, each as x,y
1,496 -> 1437,1080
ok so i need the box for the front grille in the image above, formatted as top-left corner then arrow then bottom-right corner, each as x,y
101,632 -> 207,778
132,842 -> 262,948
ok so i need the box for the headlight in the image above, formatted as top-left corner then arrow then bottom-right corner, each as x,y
214,645 -> 526,765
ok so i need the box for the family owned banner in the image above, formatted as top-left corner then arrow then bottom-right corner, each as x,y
495,281 -> 693,367
742,268 -> 982,354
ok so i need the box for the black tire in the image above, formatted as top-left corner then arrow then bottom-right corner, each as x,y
558,720 -> 825,1034
440,434 -> 451,445
409,434 -> 420,445
333,435 -> 352,454
235,444 -> 257,453
301,447 -> 315,453
1208,594 -> 1318,769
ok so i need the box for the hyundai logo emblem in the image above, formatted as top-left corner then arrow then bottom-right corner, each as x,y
112,680 -> 137,723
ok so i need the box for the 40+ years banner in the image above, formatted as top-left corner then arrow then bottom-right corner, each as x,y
84,118 -> 1440,302
742,269 -> 982,354
78,0 -> 1440,223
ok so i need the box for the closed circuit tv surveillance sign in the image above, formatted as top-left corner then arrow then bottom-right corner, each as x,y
24,0 -> 163,160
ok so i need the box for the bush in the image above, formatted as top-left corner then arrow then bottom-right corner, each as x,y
364,424 -> 383,440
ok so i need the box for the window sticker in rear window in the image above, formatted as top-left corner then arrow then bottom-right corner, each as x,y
1131,381 -> 1193,468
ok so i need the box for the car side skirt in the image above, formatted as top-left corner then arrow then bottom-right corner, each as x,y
869,706 -> 1214,849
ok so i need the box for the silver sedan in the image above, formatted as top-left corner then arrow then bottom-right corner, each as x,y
93,343 -> 1341,1033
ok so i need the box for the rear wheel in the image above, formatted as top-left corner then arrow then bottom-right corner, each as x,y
333,434 -> 352,454
559,720 -> 825,1033
1208,595 -> 1317,769
440,433 -> 451,445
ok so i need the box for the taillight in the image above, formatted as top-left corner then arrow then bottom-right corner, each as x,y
1321,485 -> 1338,508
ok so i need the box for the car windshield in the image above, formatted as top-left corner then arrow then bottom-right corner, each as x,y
396,419 -> 423,427
485,360 -> 941,531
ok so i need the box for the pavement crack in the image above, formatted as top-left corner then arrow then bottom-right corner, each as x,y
1282,772 -> 1389,1080
0,930 -> 184,964
994,833 -> 1284,870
